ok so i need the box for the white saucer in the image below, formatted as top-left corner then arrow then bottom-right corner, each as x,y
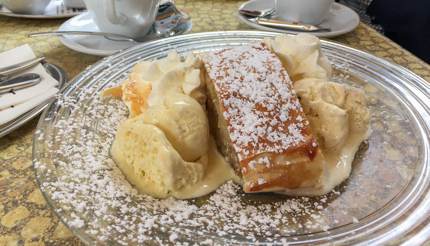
238,0 -> 359,38
0,0 -> 85,19
58,13 -> 134,56
58,10 -> 192,56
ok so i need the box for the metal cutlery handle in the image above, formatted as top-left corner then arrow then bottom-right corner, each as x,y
239,8 -> 275,18
0,73 -> 41,94
256,18 -> 331,32
28,31 -> 137,42
0,57 -> 45,76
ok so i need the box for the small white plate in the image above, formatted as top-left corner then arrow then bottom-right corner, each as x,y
0,0 -> 85,19
58,10 -> 192,56
238,0 -> 359,38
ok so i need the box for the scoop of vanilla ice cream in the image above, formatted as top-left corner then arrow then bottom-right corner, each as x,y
307,99 -> 349,149
108,52 -> 211,198
142,93 -> 209,162
157,52 -> 182,73
120,77 -> 152,117
183,68 -> 206,106
147,67 -> 206,108
127,52 -> 205,108
111,117 -> 206,198
184,52 -> 203,69
295,79 -> 346,111
344,88 -> 371,133
183,69 -> 201,95
266,34 -> 370,195
130,60 -> 163,81
130,52 -> 190,82
318,82 -> 347,107
266,34 -> 332,81
178,53 -> 206,105
293,50 -> 332,81
294,77 -> 369,150
147,69 -> 184,106
293,78 -> 324,113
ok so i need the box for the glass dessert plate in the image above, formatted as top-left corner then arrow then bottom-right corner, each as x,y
33,31 -> 430,245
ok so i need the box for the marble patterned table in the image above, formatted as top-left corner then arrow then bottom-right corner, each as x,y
0,0 -> 429,245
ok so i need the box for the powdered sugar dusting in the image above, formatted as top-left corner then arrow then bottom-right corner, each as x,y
203,43 -> 310,162
31,35 -> 422,245
33,87 -> 336,244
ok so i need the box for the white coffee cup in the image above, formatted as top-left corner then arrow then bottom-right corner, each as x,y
276,0 -> 334,25
3,0 -> 51,14
64,0 -> 85,8
83,0 -> 160,40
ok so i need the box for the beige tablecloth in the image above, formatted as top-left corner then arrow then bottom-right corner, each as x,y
0,0 -> 429,245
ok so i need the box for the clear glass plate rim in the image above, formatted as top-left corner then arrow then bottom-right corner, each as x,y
32,31 -> 430,245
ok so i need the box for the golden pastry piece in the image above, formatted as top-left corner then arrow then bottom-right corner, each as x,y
202,43 -> 324,193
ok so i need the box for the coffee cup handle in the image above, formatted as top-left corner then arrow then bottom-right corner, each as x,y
104,0 -> 123,24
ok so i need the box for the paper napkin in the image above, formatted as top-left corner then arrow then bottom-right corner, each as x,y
0,45 -> 59,125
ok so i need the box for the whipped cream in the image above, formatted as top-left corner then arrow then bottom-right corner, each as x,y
268,34 -> 370,196
106,52 -> 237,199
265,33 -> 332,81
107,34 -> 370,198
